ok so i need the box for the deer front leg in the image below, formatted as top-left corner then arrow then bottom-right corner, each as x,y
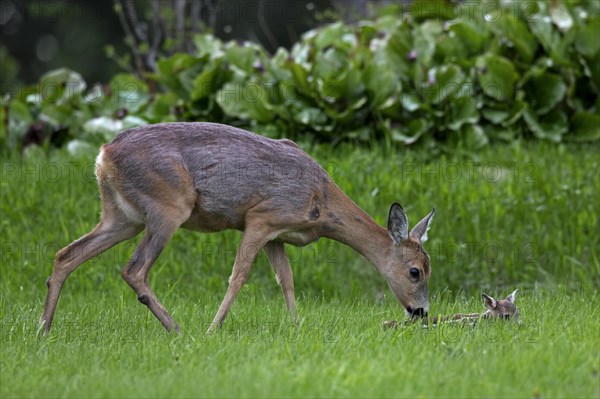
207,225 -> 270,334
264,241 -> 297,323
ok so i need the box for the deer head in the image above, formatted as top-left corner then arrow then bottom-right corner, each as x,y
482,289 -> 519,321
384,203 -> 435,318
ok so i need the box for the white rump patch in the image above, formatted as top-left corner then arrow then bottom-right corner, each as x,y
95,148 -> 105,180
115,192 -> 144,224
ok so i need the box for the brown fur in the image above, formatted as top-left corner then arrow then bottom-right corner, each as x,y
40,122 -> 435,333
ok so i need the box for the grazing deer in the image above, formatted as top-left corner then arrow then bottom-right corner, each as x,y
41,122 -> 435,334
383,289 -> 519,329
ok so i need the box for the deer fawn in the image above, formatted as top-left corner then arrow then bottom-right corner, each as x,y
41,122 -> 435,334
384,289 -> 519,328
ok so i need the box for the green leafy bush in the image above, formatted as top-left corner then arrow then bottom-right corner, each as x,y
2,0 -> 599,155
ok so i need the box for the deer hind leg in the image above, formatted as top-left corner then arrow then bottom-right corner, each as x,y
41,204 -> 143,333
121,205 -> 192,333
264,241 -> 297,323
206,222 -> 271,334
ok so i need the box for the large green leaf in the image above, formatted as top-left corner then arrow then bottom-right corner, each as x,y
311,22 -> 354,51
414,21 -> 443,67
476,54 -> 519,102
39,68 -> 86,106
460,124 -> 489,149
448,21 -> 489,56
385,22 -> 414,79
363,62 -> 400,109
391,118 -> 429,145
155,54 -> 203,98
426,64 -> 465,104
194,34 -> 224,58
526,72 -> 567,115
447,96 -> 479,131
108,73 -> 149,113
549,2 -> 574,32
565,112 -> 600,142
523,108 -> 568,142
191,58 -> 226,101
495,16 -> 538,62
216,81 -> 275,123
410,0 -> 456,22
575,19 -> 600,57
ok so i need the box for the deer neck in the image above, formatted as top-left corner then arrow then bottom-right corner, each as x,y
321,185 -> 391,272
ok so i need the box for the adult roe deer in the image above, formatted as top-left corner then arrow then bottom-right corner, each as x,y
41,122 -> 435,333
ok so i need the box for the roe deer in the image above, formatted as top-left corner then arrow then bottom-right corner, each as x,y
383,289 -> 519,328
41,122 -> 435,334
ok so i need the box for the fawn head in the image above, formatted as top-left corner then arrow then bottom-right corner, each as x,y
385,203 -> 435,319
482,289 -> 519,321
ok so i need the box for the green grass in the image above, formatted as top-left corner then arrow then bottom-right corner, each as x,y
1,141 -> 599,398
1,290 -> 598,398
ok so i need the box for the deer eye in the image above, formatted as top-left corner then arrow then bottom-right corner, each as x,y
409,268 -> 420,279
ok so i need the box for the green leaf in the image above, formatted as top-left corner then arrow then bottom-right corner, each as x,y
311,22 -> 354,51
155,54 -> 203,98
191,58 -> 226,101
495,16 -> 538,62
476,54 -> 519,102
312,47 -> 348,82
285,60 -> 311,95
523,108 -> 568,142
39,68 -> 86,105
363,62 -> 400,109
448,21 -> 489,56
426,64 -> 465,104
194,34 -> 224,58
460,124 -> 489,149
400,93 -> 421,112
502,99 -> 527,127
528,12 -> 568,65
385,23 -> 414,79
482,107 -> 510,124
410,0 -> 457,22
565,112 -> 600,142
526,72 -> 567,115
392,118 -> 428,145
216,82 -> 275,123
414,21 -> 443,67
447,96 -> 479,131
225,42 -> 263,75
576,19 -> 600,57
108,73 -> 149,113
83,116 -> 123,143
549,2 -> 574,32
6,100 -> 32,151
66,139 -> 98,159
484,124 -> 514,142
294,107 -> 328,126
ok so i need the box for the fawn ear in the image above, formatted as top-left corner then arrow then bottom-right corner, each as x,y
388,203 -> 409,244
482,294 -> 497,311
409,208 -> 435,243
506,289 -> 518,303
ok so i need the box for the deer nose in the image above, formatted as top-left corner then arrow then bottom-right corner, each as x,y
406,307 -> 428,318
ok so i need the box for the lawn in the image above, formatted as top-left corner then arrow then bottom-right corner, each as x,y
1,140 -> 599,398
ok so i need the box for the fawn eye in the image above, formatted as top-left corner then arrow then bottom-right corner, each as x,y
409,268 -> 420,279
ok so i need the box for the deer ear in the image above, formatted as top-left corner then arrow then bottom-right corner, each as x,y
409,208 -> 435,243
482,293 -> 497,311
387,203 -> 409,244
506,289 -> 518,303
